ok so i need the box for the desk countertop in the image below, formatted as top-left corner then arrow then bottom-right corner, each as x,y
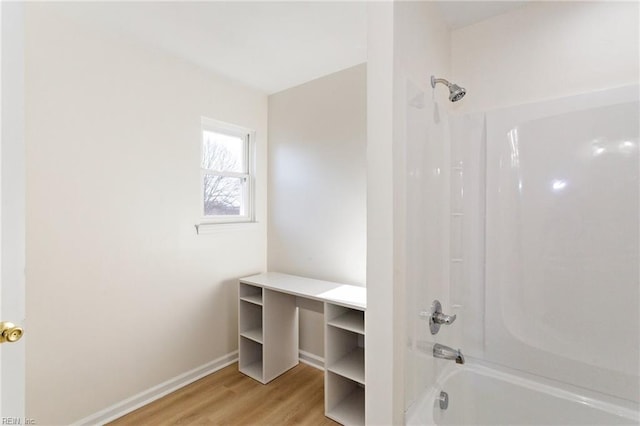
239,272 -> 366,311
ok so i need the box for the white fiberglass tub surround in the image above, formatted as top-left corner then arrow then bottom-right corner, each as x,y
482,92 -> 639,403
405,85 -> 640,425
406,362 -> 639,426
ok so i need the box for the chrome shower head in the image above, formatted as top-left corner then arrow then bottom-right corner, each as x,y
448,83 -> 466,102
431,75 -> 467,102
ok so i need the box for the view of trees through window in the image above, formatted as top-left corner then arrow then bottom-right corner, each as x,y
202,129 -> 247,217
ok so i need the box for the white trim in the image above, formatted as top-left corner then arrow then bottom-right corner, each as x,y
201,117 -> 251,137
195,221 -> 260,234
298,350 -> 324,371
201,170 -> 248,179
73,351 -> 238,426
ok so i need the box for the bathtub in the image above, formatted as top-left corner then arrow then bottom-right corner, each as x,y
406,362 -> 640,426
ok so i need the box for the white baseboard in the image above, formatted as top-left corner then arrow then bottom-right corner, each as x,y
298,349 -> 324,371
73,351 -> 238,426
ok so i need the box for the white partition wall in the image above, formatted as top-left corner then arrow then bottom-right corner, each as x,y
394,1 -> 453,418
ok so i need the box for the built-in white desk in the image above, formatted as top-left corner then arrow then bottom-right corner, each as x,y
238,272 -> 366,426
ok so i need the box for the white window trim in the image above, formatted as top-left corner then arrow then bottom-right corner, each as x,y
198,117 -> 257,230
195,221 -> 260,235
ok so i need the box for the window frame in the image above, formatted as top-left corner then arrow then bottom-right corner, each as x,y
199,117 -> 256,225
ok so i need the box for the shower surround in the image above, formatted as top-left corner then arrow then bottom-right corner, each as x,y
405,85 -> 639,425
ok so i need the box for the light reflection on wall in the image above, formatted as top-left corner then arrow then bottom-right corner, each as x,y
507,127 -> 520,168
590,138 -> 637,157
619,140 -> 636,153
551,179 -> 567,192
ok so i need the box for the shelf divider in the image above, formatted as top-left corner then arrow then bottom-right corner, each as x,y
240,328 -> 263,344
240,294 -> 263,306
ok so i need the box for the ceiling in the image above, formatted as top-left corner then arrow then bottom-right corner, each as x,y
436,1 -> 530,30
51,2 -> 528,95
51,2 -> 368,95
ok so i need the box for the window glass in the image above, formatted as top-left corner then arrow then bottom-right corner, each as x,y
203,175 -> 245,216
202,130 -> 246,173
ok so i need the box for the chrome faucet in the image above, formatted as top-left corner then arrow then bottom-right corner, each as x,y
420,300 -> 457,335
433,343 -> 465,364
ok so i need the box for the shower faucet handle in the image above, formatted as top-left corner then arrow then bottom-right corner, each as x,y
433,311 -> 456,325
420,300 -> 456,335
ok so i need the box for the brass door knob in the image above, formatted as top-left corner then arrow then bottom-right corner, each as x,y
0,321 -> 24,343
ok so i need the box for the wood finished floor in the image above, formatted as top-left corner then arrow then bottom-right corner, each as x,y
108,363 -> 340,426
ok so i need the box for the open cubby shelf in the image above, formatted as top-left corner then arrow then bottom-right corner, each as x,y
239,283 -> 263,306
327,310 -> 364,335
327,346 -> 364,385
326,385 -> 365,426
240,360 -> 263,382
239,336 -> 263,383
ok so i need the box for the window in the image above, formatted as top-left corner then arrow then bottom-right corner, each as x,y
200,118 -> 254,224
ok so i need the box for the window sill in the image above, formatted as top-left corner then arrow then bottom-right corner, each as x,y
195,221 -> 260,235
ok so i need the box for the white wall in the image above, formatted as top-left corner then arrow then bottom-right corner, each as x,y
366,2 -> 453,423
451,1 -> 640,113
365,3 -> 396,423
25,4 -> 267,424
392,1 -> 455,415
267,64 -> 367,358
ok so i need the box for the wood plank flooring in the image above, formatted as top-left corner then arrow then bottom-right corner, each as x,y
109,363 -> 340,426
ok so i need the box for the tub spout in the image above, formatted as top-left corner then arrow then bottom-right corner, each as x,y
433,343 -> 465,364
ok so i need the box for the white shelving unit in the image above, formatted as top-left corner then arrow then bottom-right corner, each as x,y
238,272 -> 366,425
238,283 -> 264,382
325,304 -> 365,426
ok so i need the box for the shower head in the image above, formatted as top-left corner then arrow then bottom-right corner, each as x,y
448,83 -> 466,102
431,75 -> 466,102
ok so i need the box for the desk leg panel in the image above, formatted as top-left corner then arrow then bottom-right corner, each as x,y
263,289 -> 299,383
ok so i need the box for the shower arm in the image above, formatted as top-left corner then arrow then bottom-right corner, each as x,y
431,76 -> 452,88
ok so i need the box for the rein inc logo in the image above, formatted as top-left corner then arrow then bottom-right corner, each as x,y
1,419 -> 35,425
